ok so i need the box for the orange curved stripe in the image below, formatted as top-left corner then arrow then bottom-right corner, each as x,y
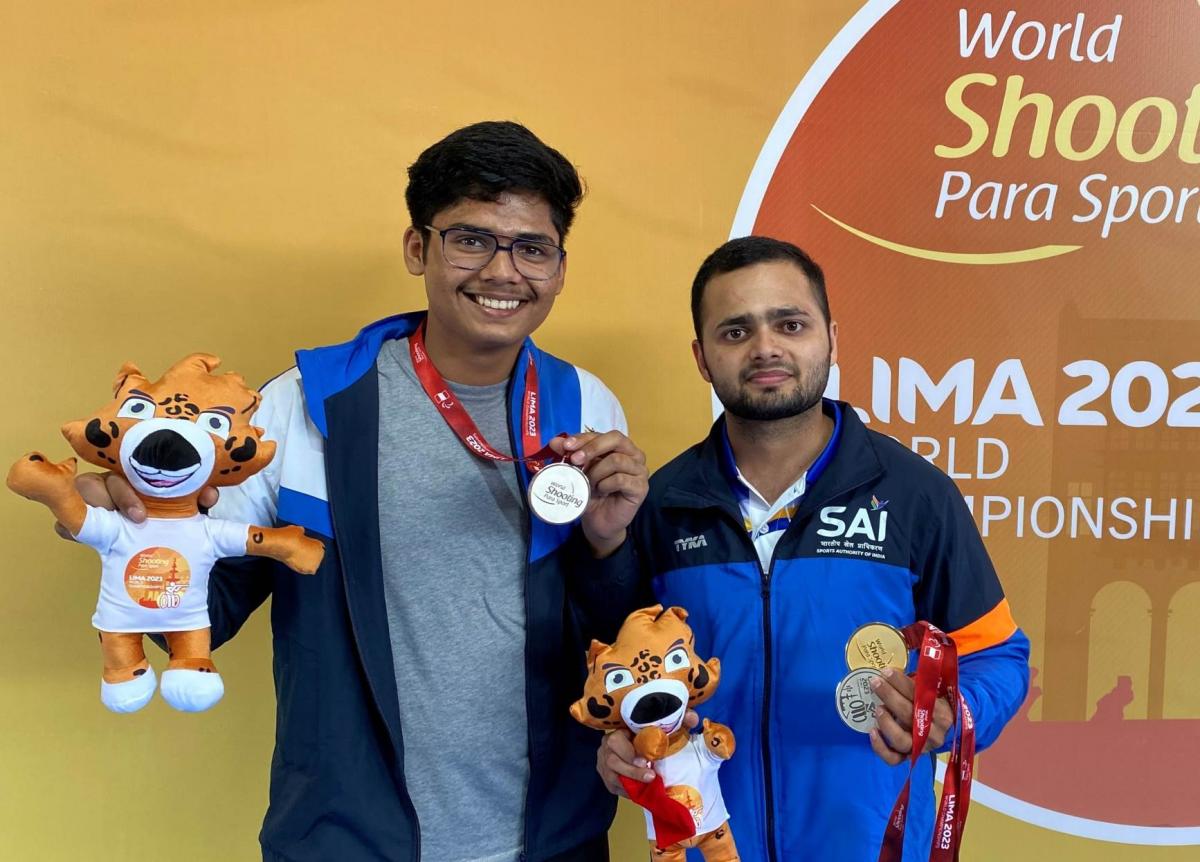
812,205 -> 1082,265
949,598 -> 1018,657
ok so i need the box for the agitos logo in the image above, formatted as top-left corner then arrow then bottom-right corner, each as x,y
735,0 -> 1200,848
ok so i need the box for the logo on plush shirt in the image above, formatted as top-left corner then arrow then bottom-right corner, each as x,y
870,495 -> 888,511
125,546 -> 190,609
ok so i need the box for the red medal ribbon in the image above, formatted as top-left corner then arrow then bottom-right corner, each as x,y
876,621 -> 975,862
409,321 -> 558,470
620,774 -> 697,849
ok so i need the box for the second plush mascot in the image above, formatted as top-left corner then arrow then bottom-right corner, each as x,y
570,604 -> 740,861
7,353 -> 324,714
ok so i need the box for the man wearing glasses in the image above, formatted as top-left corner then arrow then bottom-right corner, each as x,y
70,121 -> 650,862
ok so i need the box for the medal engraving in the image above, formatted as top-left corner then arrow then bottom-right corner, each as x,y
846,622 -> 908,672
527,462 -> 590,525
835,667 -> 884,733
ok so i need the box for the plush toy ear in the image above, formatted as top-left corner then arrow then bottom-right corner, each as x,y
666,606 -> 689,623
632,604 -> 663,624
111,362 -> 148,397
165,353 -> 221,376
587,639 -> 608,667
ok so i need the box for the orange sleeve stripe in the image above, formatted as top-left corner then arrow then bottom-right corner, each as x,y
948,598 -> 1018,657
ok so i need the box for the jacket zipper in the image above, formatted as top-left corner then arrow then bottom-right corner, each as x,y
712,414 -> 881,862
760,543 -> 780,862
724,508 -> 780,862
504,368 -> 532,862
750,480 -> 877,862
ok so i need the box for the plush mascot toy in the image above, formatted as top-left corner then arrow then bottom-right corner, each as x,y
6,353 -> 324,714
570,605 -> 739,861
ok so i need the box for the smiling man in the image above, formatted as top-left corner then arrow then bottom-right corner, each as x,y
593,236 -> 1030,861
72,122 -> 650,862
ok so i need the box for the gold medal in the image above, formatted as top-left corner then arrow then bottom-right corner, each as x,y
845,622 -> 908,672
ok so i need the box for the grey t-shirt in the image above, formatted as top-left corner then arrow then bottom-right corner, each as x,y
377,337 -> 529,862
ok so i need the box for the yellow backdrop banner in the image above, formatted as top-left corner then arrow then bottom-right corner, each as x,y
1,1 -> 1193,859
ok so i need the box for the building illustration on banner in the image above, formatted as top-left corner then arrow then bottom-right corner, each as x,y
984,305 -> 1200,831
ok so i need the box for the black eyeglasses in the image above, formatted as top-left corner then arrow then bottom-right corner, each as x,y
425,225 -> 565,281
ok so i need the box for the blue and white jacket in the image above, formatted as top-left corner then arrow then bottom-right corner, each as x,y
608,401 -> 1030,862
208,311 -> 643,862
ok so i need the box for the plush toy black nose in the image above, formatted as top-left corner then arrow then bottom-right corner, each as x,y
132,430 -> 201,471
631,692 -> 683,724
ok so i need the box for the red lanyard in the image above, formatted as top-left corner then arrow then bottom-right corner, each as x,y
408,322 -> 556,470
877,622 -> 975,862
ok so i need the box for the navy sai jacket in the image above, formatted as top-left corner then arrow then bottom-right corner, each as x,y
605,401 -> 1030,862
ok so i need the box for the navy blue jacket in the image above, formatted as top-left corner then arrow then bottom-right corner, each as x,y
206,312 -> 642,861
609,403 -> 1030,861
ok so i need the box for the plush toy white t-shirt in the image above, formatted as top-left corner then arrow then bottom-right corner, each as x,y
75,506 -> 250,633
645,733 -> 731,841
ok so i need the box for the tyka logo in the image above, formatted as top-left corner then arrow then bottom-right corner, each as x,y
816,505 -> 889,543
674,534 -> 708,552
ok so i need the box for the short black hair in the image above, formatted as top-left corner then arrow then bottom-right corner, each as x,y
690,236 -> 829,337
406,121 -> 584,244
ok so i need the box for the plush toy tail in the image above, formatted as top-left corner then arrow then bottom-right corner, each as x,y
620,775 -> 697,850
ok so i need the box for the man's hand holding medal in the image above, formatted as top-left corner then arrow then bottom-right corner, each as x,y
839,622 -> 976,862
549,431 -> 649,559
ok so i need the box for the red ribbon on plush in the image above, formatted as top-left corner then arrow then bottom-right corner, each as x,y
620,774 -> 697,849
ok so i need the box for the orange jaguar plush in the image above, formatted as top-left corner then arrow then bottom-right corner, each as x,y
570,605 -> 739,861
7,353 -> 323,713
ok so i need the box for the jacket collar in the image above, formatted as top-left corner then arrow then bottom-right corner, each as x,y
295,311 -> 424,438
663,400 -> 884,521
294,310 -> 543,439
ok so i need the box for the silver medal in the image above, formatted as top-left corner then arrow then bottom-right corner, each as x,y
527,461 -> 590,525
835,667 -> 884,733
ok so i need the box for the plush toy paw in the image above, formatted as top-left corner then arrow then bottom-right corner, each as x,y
282,527 -> 325,575
100,666 -> 157,713
634,726 -> 670,761
160,668 -> 224,712
6,452 -> 77,501
701,718 -> 736,760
